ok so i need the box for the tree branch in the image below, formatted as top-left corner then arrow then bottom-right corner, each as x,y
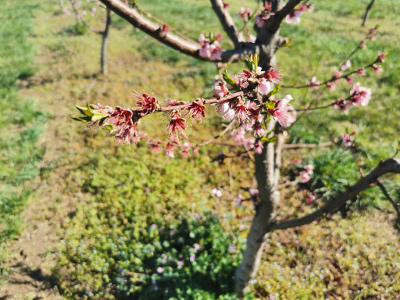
98,0 -> 257,63
362,0 -> 375,27
210,0 -> 243,47
282,141 -> 334,149
269,0 -> 302,29
376,180 -> 400,222
272,158 -> 400,230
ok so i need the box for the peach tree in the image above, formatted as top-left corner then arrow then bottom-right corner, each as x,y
73,0 -> 400,296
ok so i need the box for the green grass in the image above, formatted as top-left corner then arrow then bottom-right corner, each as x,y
7,0 -> 400,298
0,0 -> 48,280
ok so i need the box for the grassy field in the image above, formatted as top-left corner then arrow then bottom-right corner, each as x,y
0,0 -> 48,281
1,0 -> 399,299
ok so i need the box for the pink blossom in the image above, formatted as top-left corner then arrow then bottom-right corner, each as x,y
211,188 -> 222,198
90,103 -> 112,116
165,142 -> 175,158
252,121 -> 265,137
238,7 -> 251,20
304,164 -> 314,175
327,82 -> 335,91
199,43 -> 211,58
256,13 -> 269,27
299,170 -> 311,183
160,24 -> 170,32
217,101 -> 235,121
228,243 -> 236,252
333,71 -> 341,82
249,188 -> 259,196
372,64 -> 383,73
334,99 -> 352,113
135,93 -> 159,116
199,34 -> 211,58
269,95 -> 293,127
310,76 -> 320,90
341,60 -> 352,71
210,41 -> 222,60
243,138 -> 254,150
350,82 -> 371,106
341,133 -> 354,147
347,77 -> 353,85
187,100 -> 206,123
286,105 -> 297,126
157,267 -> 163,273
286,10 -> 302,24
230,128 -> 246,146
369,35 -> 376,41
360,42 -> 366,50
264,68 -> 282,83
213,82 -> 229,98
234,71 -> 251,89
167,112 -> 187,139
166,98 -> 180,106
376,51 -> 387,63
299,3 -> 313,12
259,78 -> 274,95
181,147 -> 189,159
254,140 -> 263,154
149,141 -> 161,154
214,33 -> 223,41
234,99 -> 248,124
109,106 -> 138,143
235,194 -> 244,208
356,68 -> 366,76
198,34 -> 222,60
193,243 -> 200,251
369,28 -> 375,34
306,193 -> 316,204
190,254 -> 196,262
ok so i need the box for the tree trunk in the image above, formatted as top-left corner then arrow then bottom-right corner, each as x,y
235,121 -> 281,296
101,9 -> 112,75
234,1 -> 286,296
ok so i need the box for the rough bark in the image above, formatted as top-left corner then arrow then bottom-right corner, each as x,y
210,0 -> 244,47
101,9 -> 112,75
235,120 -> 279,297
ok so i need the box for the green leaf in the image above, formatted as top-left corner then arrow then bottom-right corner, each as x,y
75,103 -> 94,117
71,116 -> 92,123
268,83 -> 280,97
222,70 -> 238,88
91,113 -> 108,122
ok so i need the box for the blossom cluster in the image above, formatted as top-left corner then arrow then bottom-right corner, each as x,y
286,3 -> 313,24
198,33 -> 222,60
255,3 -> 273,27
334,82 -> 371,113
299,164 -> 314,183
341,131 -> 357,147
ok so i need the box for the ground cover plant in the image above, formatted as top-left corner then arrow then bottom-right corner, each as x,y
1,0 -> 399,299
0,0 -> 48,282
